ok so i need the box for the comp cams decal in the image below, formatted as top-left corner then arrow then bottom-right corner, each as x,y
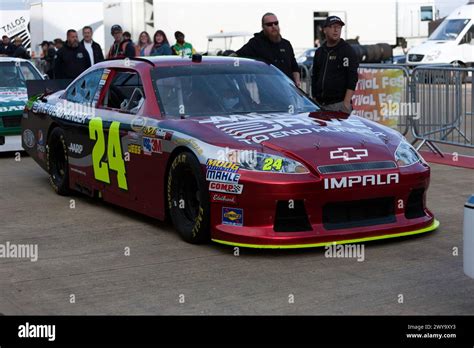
209,182 -> 243,194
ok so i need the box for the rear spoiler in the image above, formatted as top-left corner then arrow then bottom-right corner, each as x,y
26,79 -> 72,99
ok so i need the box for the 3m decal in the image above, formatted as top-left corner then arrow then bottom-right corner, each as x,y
89,117 -> 128,190
262,158 -> 283,171
209,182 -> 243,194
222,207 -> 243,226
143,137 -> 162,155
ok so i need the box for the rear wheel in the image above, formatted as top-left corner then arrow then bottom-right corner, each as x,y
46,127 -> 70,195
167,152 -> 210,243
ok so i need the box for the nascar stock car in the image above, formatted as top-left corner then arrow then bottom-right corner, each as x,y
0,57 -> 44,152
21,55 -> 439,248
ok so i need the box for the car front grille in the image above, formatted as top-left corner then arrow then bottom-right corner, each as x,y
408,54 -> 424,62
1,116 -> 22,128
323,197 -> 396,230
318,161 -> 397,174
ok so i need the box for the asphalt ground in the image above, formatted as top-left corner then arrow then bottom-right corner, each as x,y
0,152 -> 473,315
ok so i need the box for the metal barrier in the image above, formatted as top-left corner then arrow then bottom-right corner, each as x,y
411,65 -> 473,150
299,64 -> 311,96
300,62 -> 474,150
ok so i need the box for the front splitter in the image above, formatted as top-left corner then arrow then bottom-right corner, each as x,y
212,219 -> 440,249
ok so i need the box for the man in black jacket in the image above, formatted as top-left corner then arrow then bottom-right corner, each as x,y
311,16 -> 359,113
12,37 -> 30,59
0,35 -> 15,57
236,13 -> 301,87
80,26 -> 104,66
54,29 -> 91,79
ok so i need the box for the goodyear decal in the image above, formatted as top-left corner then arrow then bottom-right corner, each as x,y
222,207 -> 243,226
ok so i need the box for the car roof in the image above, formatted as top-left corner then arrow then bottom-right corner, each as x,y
94,55 -> 267,70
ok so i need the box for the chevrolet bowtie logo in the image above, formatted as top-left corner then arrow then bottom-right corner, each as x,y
330,147 -> 368,161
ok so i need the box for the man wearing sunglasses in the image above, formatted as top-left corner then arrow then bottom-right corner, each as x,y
311,16 -> 359,113
236,13 -> 301,87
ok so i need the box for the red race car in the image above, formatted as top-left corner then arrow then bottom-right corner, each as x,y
22,56 -> 439,248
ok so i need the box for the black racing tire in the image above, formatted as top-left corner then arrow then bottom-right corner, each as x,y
167,151 -> 210,244
46,127 -> 70,195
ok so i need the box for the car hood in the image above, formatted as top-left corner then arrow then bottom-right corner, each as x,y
0,87 -> 27,116
163,111 -> 403,168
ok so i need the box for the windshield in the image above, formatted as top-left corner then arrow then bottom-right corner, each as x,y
151,62 -> 318,117
0,62 -> 42,88
429,19 -> 470,41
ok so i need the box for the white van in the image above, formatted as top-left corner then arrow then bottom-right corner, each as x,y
406,1 -> 474,67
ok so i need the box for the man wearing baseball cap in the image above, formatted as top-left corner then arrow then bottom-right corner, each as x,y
107,24 -> 135,59
311,16 -> 359,113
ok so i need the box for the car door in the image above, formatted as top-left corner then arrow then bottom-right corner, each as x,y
94,67 -> 165,217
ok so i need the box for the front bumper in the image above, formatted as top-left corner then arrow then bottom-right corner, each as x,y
209,165 -> 437,248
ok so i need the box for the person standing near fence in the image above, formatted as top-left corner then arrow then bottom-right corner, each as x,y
236,13 -> 301,87
311,16 -> 358,113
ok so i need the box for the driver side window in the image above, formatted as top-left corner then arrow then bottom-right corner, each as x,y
100,69 -> 145,114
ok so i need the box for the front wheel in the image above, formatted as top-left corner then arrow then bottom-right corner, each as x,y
46,127 -> 70,195
167,152 -> 210,244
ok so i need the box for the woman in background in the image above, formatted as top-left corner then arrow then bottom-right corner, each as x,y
135,31 -> 153,56
150,30 -> 172,56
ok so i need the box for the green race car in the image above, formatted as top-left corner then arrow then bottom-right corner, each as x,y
0,57 -> 44,152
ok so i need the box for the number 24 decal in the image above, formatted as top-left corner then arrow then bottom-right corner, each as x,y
89,117 -> 128,190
